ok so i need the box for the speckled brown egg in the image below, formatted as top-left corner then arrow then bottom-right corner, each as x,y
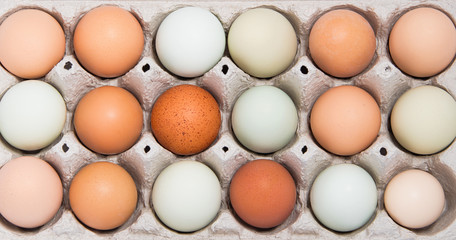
150,84 -> 221,155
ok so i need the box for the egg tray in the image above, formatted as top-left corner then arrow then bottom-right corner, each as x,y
0,0 -> 455,239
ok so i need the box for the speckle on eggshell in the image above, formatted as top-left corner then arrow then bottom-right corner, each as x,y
150,84 -> 221,155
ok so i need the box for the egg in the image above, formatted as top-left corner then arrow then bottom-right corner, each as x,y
150,84 -> 221,155
384,169 -> 445,229
310,85 -> 381,156
73,86 -> 143,155
310,164 -> 377,232
231,85 -> 298,153
228,8 -> 298,78
391,85 -> 456,155
73,6 -> 144,78
229,159 -> 296,229
389,7 -> 456,78
155,7 -> 226,78
151,160 -> 221,232
0,9 -> 65,79
0,80 -> 66,151
69,161 -> 137,230
0,156 -> 62,228
309,9 -> 376,78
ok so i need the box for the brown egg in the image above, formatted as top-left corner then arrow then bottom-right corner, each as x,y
310,85 -> 381,156
73,6 -> 144,78
309,9 -> 376,78
229,159 -> 296,229
0,9 -> 65,79
69,161 -> 137,230
74,86 -> 143,155
150,84 -> 221,155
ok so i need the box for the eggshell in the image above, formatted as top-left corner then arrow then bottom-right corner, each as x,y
310,164 -> 377,232
151,160 -> 221,232
150,84 -> 221,155
73,6 -> 144,78
389,7 -> 456,78
384,169 -> 445,229
229,159 -> 296,229
155,7 -> 226,78
73,86 -> 143,155
310,85 -> 381,156
69,161 -> 138,230
390,85 -> 456,155
0,80 -> 67,151
309,9 -> 376,78
228,8 -> 298,78
0,9 -> 65,79
0,156 -> 62,229
231,85 -> 298,153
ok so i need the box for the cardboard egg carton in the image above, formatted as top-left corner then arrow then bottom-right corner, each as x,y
0,0 -> 455,239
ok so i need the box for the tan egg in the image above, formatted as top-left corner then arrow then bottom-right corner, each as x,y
73,86 -> 143,155
310,85 -> 381,156
0,9 -> 65,79
389,7 -> 456,78
73,6 -> 144,78
309,9 -> 376,78
69,161 -> 138,230
150,84 -> 221,155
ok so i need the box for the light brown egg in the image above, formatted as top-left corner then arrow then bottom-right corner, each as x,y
309,9 -> 376,78
150,84 -> 221,155
73,6 -> 144,78
0,9 -> 65,79
389,7 -> 456,78
74,86 -> 143,155
69,161 -> 137,231
310,85 -> 381,156
0,156 -> 62,229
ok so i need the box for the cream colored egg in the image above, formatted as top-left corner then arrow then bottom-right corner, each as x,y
228,8 -> 297,78
384,169 -> 445,229
391,85 -> 456,155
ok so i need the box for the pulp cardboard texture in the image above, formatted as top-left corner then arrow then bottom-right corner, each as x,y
0,0 -> 455,239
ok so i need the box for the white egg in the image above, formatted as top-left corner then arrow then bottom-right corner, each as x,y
155,7 -> 226,78
231,85 -> 298,153
391,85 -> 456,155
151,160 -> 221,232
0,80 -> 66,151
310,164 -> 377,232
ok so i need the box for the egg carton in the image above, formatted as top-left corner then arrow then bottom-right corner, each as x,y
0,0 -> 455,239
